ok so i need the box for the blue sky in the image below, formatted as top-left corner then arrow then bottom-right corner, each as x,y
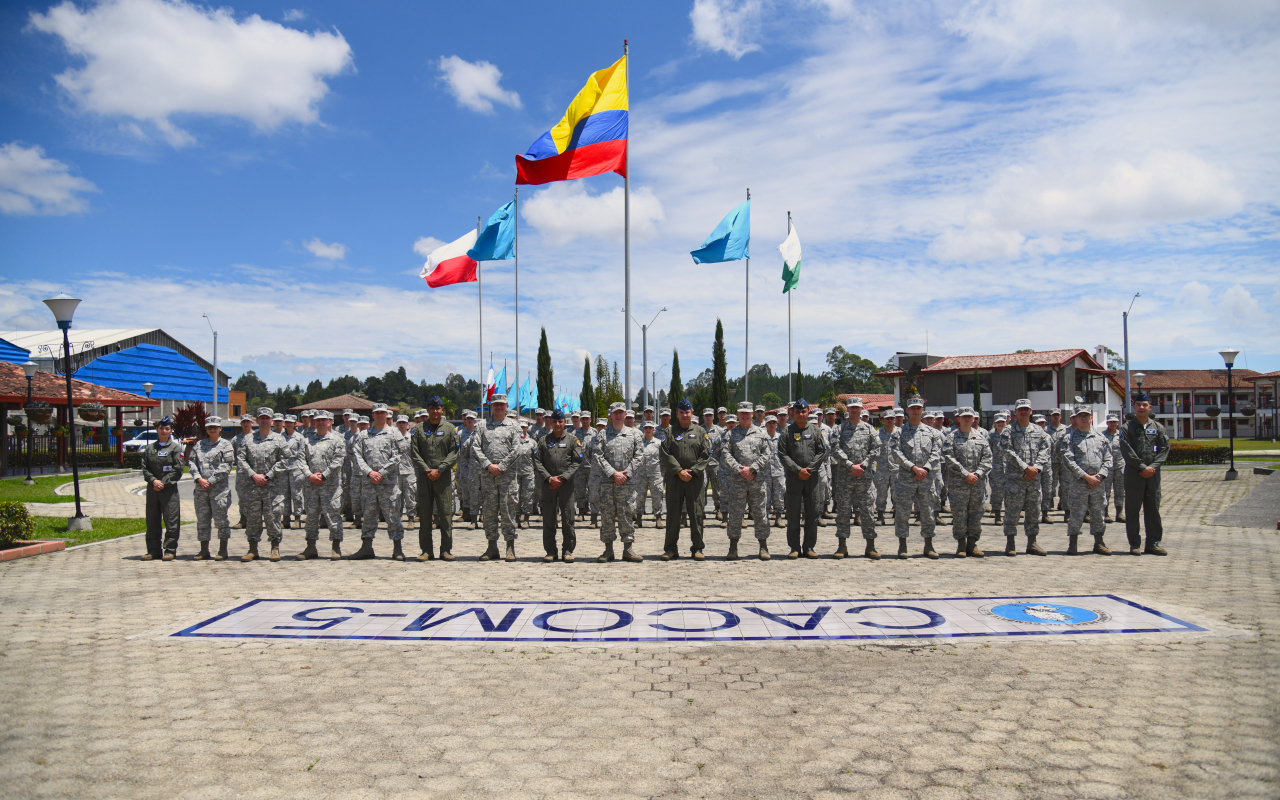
1,0 -> 1277,396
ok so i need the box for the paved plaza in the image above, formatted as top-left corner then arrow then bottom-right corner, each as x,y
2,469 -> 1278,799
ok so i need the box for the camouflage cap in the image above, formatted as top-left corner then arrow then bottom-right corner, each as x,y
825,407 -> 837,414
1014,398 -> 1033,410
490,393 -> 508,405
725,416 -> 738,425
892,407 -> 904,416
1049,408 -> 1062,416
625,409 -> 635,418
754,405 -> 765,412
316,410 -> 333,421
765,414 -> 777,423
534,408 -> 545,416
860,411 -> 870,419
239,416 -> 254,426
395,415 -> 409,423
1032,414 -> 1047,423
370,403 -> 389,414
702,408 -> 715,416
845,396 -> 864,408
284,415 -> 297,423
922,410 -> 936,419
717,406 -> 728,413
596,418 -> 607,425
519,418 -> 529,427
736,401 -> 754,412
359,415 -> 370,424
956,406 -> 977,418
414,409 -> 428,418
609,401 -> 626,413
204,416 -> 222,427
660,408 -> 671,415
299,409 -> 313,417
342,409 -> 354,417
1072,405 -> 1093,417
642,420 -> 656,429
463,410 -> 477,419
256,407 -> 274,418
272,414 -> 284,422
1106,413 -> 1119,422
905,397 -> 924,408
644,405 -> 654,412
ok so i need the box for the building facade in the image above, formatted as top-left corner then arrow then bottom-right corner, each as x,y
1128,369 -> 1261,440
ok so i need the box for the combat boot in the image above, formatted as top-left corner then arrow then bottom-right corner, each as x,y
897,539 -> 908,559
622,543 -> 642,562
759,543 -> 769,560
215,541 -> 228,561
692,550 -> 705,561
787,548 -> 799,559
1105,513 -> 1113,523
441,552 -> 455,561
1093,534 -> 1111,555
349,540 -> 376,560
1026,535 -> 1047,556
330,541 -> 342,560
562,552 -> 573,563
876,510 -> 885,525
834,540 -> 847,559
591,513 -> 598,529
1144,541 -> 1167,556
320,518 -> 329,529
516,515 -> 524,529
1115,512 -> 1126,523
343,512 -> 354,523
297,542 -> 319,560
726,540 -> 739,561
194,542 -> 210,561
923,536 -> 938,559
269,544 -> 281,562
405,517 -> 415,530
542,553 -> 556,563
660,551 -> 677,561
161,552 -> 175,561
1005,535 -> 1017,556
993,509 -> 1002,524
955,540 -> 967,558
241,542 -> 259,562
391,541 -> 405,561
1067,535 -> 1079,555
505,541 -> 516,562
479,541 -> 500,561
282,518 -> 291,530
418,550 -> 433,562
1040,511 -> 1051,524
597,542 -> 615,562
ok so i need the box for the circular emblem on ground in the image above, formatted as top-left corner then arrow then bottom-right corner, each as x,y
981,602 -> 1110,626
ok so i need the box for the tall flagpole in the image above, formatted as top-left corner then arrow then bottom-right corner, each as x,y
787,210 -> 792,404
623,38 -> 632,411
514,187 -> 520,416
477,215 -> 483,416
745,187 -> 750,405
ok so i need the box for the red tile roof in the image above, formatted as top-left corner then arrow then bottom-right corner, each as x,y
1129,369 -> 1260,390
877,348 -> 1098,376
290,393 -> 378,412
1243,370 -> 1280,382
837,393 -> 896,411
0,362 -> 159,407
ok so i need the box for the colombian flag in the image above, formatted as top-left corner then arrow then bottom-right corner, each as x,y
516,56 -> 627,185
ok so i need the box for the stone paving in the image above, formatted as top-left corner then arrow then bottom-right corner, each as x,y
1,469 -> 1277,799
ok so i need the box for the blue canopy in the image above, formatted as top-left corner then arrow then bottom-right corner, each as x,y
0,336 -> 30,365
72,344 -> 228,402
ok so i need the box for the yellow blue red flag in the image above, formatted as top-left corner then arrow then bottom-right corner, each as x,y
515,56 -> 627,185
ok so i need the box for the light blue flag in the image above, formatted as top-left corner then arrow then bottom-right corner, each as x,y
690,199 -> 750,264
467,201 -> 516,262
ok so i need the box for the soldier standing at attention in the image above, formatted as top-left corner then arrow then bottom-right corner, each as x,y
232,415 -> 254,529
1001,400 -> 1052,556
394,415 -> 417,530
831,396 -> 881,559
701,409 -> 723,517
189,416 -> 234,561
594,402 -> 646,562
280,415 -> 307,529
988,413 -> 1008,523
660,399 -> 710,559
571,411 -> 592,521
874,409 -> 899,525
943,407 -> 992,558
142,416 -> 184,561
342,410 -> 361,525
458,410 -> 478,524
237,408 -> 288,562
1061,406 -> 1113,556
778,399 -> 828,559
517,418 -> 537,527
351,403 -> 406,561
1046,409 -> 1069,519
534,409 -> 581,562
721,401 -> 773,560
298,411 -> 346,560
1121,393 -> 1169,556
633,421 -> 665,528
764,415 -> 786,528
410,396 -> 460,561
890,398 -> 942,559
471,394 -> 522,560
1100,414 -> 1126,523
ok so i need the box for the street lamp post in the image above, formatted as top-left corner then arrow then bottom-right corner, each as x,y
43,294 -> 90,532
627,307 -> 667,410
21,360 -> 36,485
143,382 -> 155,430
203,314 -> 218,416
1220,348 -> 1240,481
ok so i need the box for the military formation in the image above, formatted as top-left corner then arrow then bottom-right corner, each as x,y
138,388 -> 1170,563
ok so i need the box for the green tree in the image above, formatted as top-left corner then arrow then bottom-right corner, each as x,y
1102,346 -> 1125,370
233,370 -> 268,401
536,327 -> 554,409
579,357 -> 594,420
594,355 -> 611,419
761,391 -> 782,410
711,319 -> 728,410
825,346 -> 892,394
669,349 -> 683,404
796,359 -> 804,399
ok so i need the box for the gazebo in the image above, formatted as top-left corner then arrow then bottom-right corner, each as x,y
289,393 -> 377,414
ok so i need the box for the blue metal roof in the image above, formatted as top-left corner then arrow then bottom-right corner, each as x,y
0,336 -> 30,365
72,344 -> 228,402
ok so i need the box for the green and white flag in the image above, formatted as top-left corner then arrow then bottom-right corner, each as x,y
779,224 -> 801,293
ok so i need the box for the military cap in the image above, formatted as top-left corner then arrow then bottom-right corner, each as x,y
725,416 -> 738,425
717,406 -> 727,413
625,409 -> 635,418
203,416 -> 222,427
702,408 -> 715,416
299,409 -> 313,417
893,407 -> 904,416
359,415 -> 370,424
342,409 -> 354,417
315,410 -> 331,421
609,401 -> 626,413
642,420 -> 656,428
1049,408 -> 1062,416
550,409 -> 565,421
792,398 -> 809,410
905,397 -> 924,408
1014,398 -> 1033,410
644,405 -> 654,412
860,411 -> 870,419
256,407 -> 273,418
1072,405 -> 1093,417
922,410 -> 936,419
519,418 -> 529,427
596,418 -> 607,425
284,414 -> 297,423
273,413 -> 284,422
956,406 -> 977,418
463,409 -> 477,419
824,407 -> 836,414
677,399 -> 693,411
737,401 -> 754,412
845,396 -> 864,408
489,393 -> 507,405
660,407 -> 671,415
1133,391 -> 1150,403
1032,414 -> 1047,423
238,416 -> 253,425
369,403 -> 389,414
754,404 -> 765,412
765,414 -> 777,422
395,414 -> 409,423
1105,413 -> 1119,422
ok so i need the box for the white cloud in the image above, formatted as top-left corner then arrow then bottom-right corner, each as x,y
690,0 -> 764,59
303,238 -> 346,260
436,55 -> 521,114
0,141 -> 98,215
29,0 -> 353,147
521,183 -> 665,247
282,8 -> 305,22
412,236 -> 447,258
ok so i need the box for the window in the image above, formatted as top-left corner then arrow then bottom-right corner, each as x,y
1194,419 -> 1217,430
1075,372 -> 1093,392
232,404 -> 242,417
1027,370 -> 1054,392
956,373 -> 992,394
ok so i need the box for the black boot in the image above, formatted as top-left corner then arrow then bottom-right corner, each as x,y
392,541 -> 405,561
479,541 -> 500,561
349,539 -> 376,560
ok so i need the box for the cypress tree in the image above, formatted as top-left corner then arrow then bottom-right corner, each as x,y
797,359 -> 804,400
536,327 -> 554,409
669,349 -> 683,405
580,357 -> 594,419
711,319 -> 728,411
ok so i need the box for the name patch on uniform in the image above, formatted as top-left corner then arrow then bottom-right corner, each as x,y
435,431 -> 444,436
171,594 -> 1206,644
162,466 -> 172,472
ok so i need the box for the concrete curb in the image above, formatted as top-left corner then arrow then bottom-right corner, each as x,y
0,539 -> 67,561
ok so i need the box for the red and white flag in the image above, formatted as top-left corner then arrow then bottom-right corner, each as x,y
420,229 -> 479,288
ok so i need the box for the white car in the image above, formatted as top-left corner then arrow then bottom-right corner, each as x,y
123,431 -> 159,452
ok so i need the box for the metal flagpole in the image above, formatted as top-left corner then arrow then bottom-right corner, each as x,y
477,215 -> 484,416
623,39 -> 632,411
514,187 -> 520,417
787,210 -> 792,404
744,187 -> 750,405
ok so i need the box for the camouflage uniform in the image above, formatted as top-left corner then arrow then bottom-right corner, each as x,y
236,430 -> 288,544
890,422 -> 942,540
987,425 -> 1006,518
594,424 -> 646,543
344,424 -> 363,524
765,429 -> 786,518
471,415 -> 522,542
633,435 -> 665,519
232,428 -> 253,527
517,428 -> 537,516
1001,421 -> 1052,538
395,430 -> 417,524
189,436 -> 235,542
457,423 -> 477,515
831,419 -> 880,541
1061,426 -> 1112,538
874,426 -> 897,516
943,427 -> 993,541
818,419 -> 834,514
572,423 -> 592,516
936,426 -> 951,512
1044,422 -> 1067,515
585,427 -> 604,516
703,419 -> 723,511
280,430 -> 307,524
303,430 -> 346,541
353,425 -> 405,541
1100,427 -> 1125,518
721,422 -> 773,542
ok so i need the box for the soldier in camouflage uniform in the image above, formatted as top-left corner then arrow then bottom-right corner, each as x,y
874,408 -> 899,524
516,418 -> 537,526
1002,400 -> 1053,555
594,402 -> 646,562
721,402 -> 773,559
830,397 -> 880,558
890,397 -> 942,559
1040,410 -> 1064,522
298,411 -> 346,559
470,394 -> 522,560
280,415 -> 307,529
715,416 -> 735,505
943,407 -> 993,557
458,410 -> 479,524
1047,409 -> 1069,517
350,404 -> 406,560
231,415 -> 254,529
394,415 -> 417,529
188,417 -> 234,560
1099,414 -> 1125,523
237,408 -> 288,561
701,409 -> 723,516
632,421 -> 665,527
1060,406 -> 1113,555
987,414 -> 1008,523
764,415 -> 786,527
342,411 -> 362,525
571,412 -> 592,519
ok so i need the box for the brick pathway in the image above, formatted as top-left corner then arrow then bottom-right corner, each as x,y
2,470 -> 1276,799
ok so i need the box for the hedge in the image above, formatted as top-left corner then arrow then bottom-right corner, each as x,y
0,501 -> 36,548
1167,442 -> 1230,465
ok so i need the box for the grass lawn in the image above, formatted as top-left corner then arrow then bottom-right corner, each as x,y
1233,440 -> 1280,451
0,472 -> 123,503
31,516 -> 147,548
